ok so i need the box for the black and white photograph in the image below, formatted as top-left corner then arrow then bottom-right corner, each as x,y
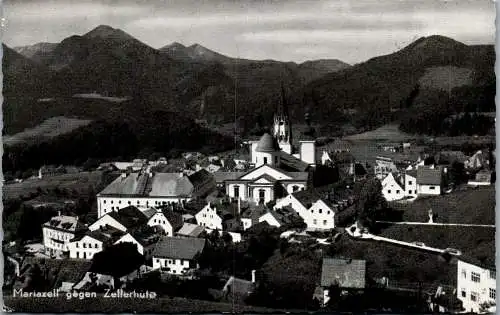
1,0 -> 496,313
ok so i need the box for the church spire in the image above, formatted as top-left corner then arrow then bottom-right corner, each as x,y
273,82 -> 293,154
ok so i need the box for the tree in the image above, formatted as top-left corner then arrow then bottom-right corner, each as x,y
354,178 -> 387,230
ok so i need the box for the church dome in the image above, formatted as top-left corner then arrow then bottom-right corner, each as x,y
256,133 -> 280,152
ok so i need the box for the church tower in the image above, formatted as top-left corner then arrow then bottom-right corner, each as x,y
273,83 -> 293,154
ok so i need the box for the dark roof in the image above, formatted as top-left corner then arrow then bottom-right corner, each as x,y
326,138 -> 352,152
163,210 -> 184,231
459,240 -> 495,271
241,205 -> 267,224
43,215 -> 86,233
213,201 -> 241,219
266,207 -> 298,226
188,169 -> 214,187
256,133 -> 280,152
213,171 -> 245,184
108,206 -> 149,230
70,225 -> 126,244
321,258 -> 366,289
129,226 -> 161,247
417,166 -> 443,185
406,169 -> 418,178
152,237 -> 206,260
142,208 -> 158,219
279,151 -> 310,172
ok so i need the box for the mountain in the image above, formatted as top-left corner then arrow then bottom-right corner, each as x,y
296,35 -> 495,132
13,42 -> 57,59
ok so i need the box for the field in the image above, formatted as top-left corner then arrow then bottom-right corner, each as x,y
2,171 -> 106,200
3,116 -> 92,145
378,225 -> 494,268
328,235 -> 456,289
3,295 -> 287,313
389,186 -> 495,225
345,124 -> 415,142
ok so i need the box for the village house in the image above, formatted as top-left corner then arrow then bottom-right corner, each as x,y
68,225 -> 125,260
89,206 -> 149,232
221,270 -> 257,303
152,237 -> 206,275
38,165 -> 67,179
96,168 -> 215,218
141,208 -> 183,236
416,165 -> 445,195
318,258 -> 366,306
257,207 -> 300,229
381,173 -> 405,201
457,258 -> 496,313
240,205 -> 267,231
467,169 -> 493,186
42,213 -> 86,258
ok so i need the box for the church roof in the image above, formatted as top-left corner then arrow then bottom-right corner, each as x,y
256,133 -> 280,153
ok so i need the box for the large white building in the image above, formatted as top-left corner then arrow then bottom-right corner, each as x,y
42,214 -> 86,258
96,169 -> 215,218
457,259 -> 496,313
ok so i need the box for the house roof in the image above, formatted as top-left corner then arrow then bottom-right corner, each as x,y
152,237 -> 206,260
406,169 -> 418,178
163,210 -> 184,231
89,243 -> 144,278
142,208 -> 158,219
213,171 -> 246,184
99,172 -> 200,197
241,205 -> 267,225
321,258 -> 366,289
188,169 -> 213,187
265,207 -> 297,226
43,215 -> 86,233
71,225 -> 126,244
417,166 -> 443,185
256,133 -> 280,152
279,151 -> 310,172
177,223 -> 205,237
325,138 -> 352,152
108,206 -> 149,230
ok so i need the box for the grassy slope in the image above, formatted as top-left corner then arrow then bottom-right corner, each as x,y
389,186 -> 495,225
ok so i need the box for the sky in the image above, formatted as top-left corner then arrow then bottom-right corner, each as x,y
2,0 -> 496,64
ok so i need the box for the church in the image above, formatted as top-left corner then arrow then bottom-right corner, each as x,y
216,90 -> 317,205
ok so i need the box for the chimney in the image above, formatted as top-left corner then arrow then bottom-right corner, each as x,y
251,270 -> 256,283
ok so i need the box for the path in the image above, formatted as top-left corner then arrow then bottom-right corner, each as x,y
345,225 -> 462,256
376,221 -> 495,228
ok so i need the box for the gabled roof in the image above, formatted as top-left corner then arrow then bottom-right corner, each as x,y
142,208 -> 158,219
406,169 -> 418,178
177,223 -> 205,238
108,206 -> 149,230
223,276 -> 255,296
321,258 -> 366,289
188,169 -> 213,187
70,225 -> 126,244
241,205 -> 267,225
237,163 -> 308,181
163,210 -> 184,231
279,151 -> 310,172
153,237 -> 206,260
417,166 -> 443,185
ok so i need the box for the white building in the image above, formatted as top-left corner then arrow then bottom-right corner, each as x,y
217,163 -> 309,205
96,169 -> 215,218
381,173 -> 406,201
195,203 -> 223,230
457,259 -> 496,313
416,165 -> 445,195
152,237 -> 206,275
67,225 -> 125,260
142,208 -> 183,236
404,170 -> 418,197
42,214 -> 86,258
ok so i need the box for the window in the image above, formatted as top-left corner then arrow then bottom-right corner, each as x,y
408,181 -> 413,185
319,209 -> 323,214
118,200 -> 121,204
489,288 -> 496,300
76,251 -> 79,258
313,219 -> 317,225
471,292 -> 478,302
259,189 -> 265,204
264,157 -> 268,164
83,243 -> 87,248
408,190 -> 412,194
461,290 -> 466,298
429,186 -> 436,190
323,220 -> 327,225
95,243 -> 98,248
471,272 -> 480,283
234,186 -> 240,197
490,270 -> 496,279
292,185 -> 299,192
128,201 -> 131,205
111,200 -> 113,204
387,190 -> 391,194
103,200 -> 106,204
76,243 -> 79,248
137,200 -> 140,204
396,190 -> 400,194
327,211 -> 330,215
275,156 -> 278,164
